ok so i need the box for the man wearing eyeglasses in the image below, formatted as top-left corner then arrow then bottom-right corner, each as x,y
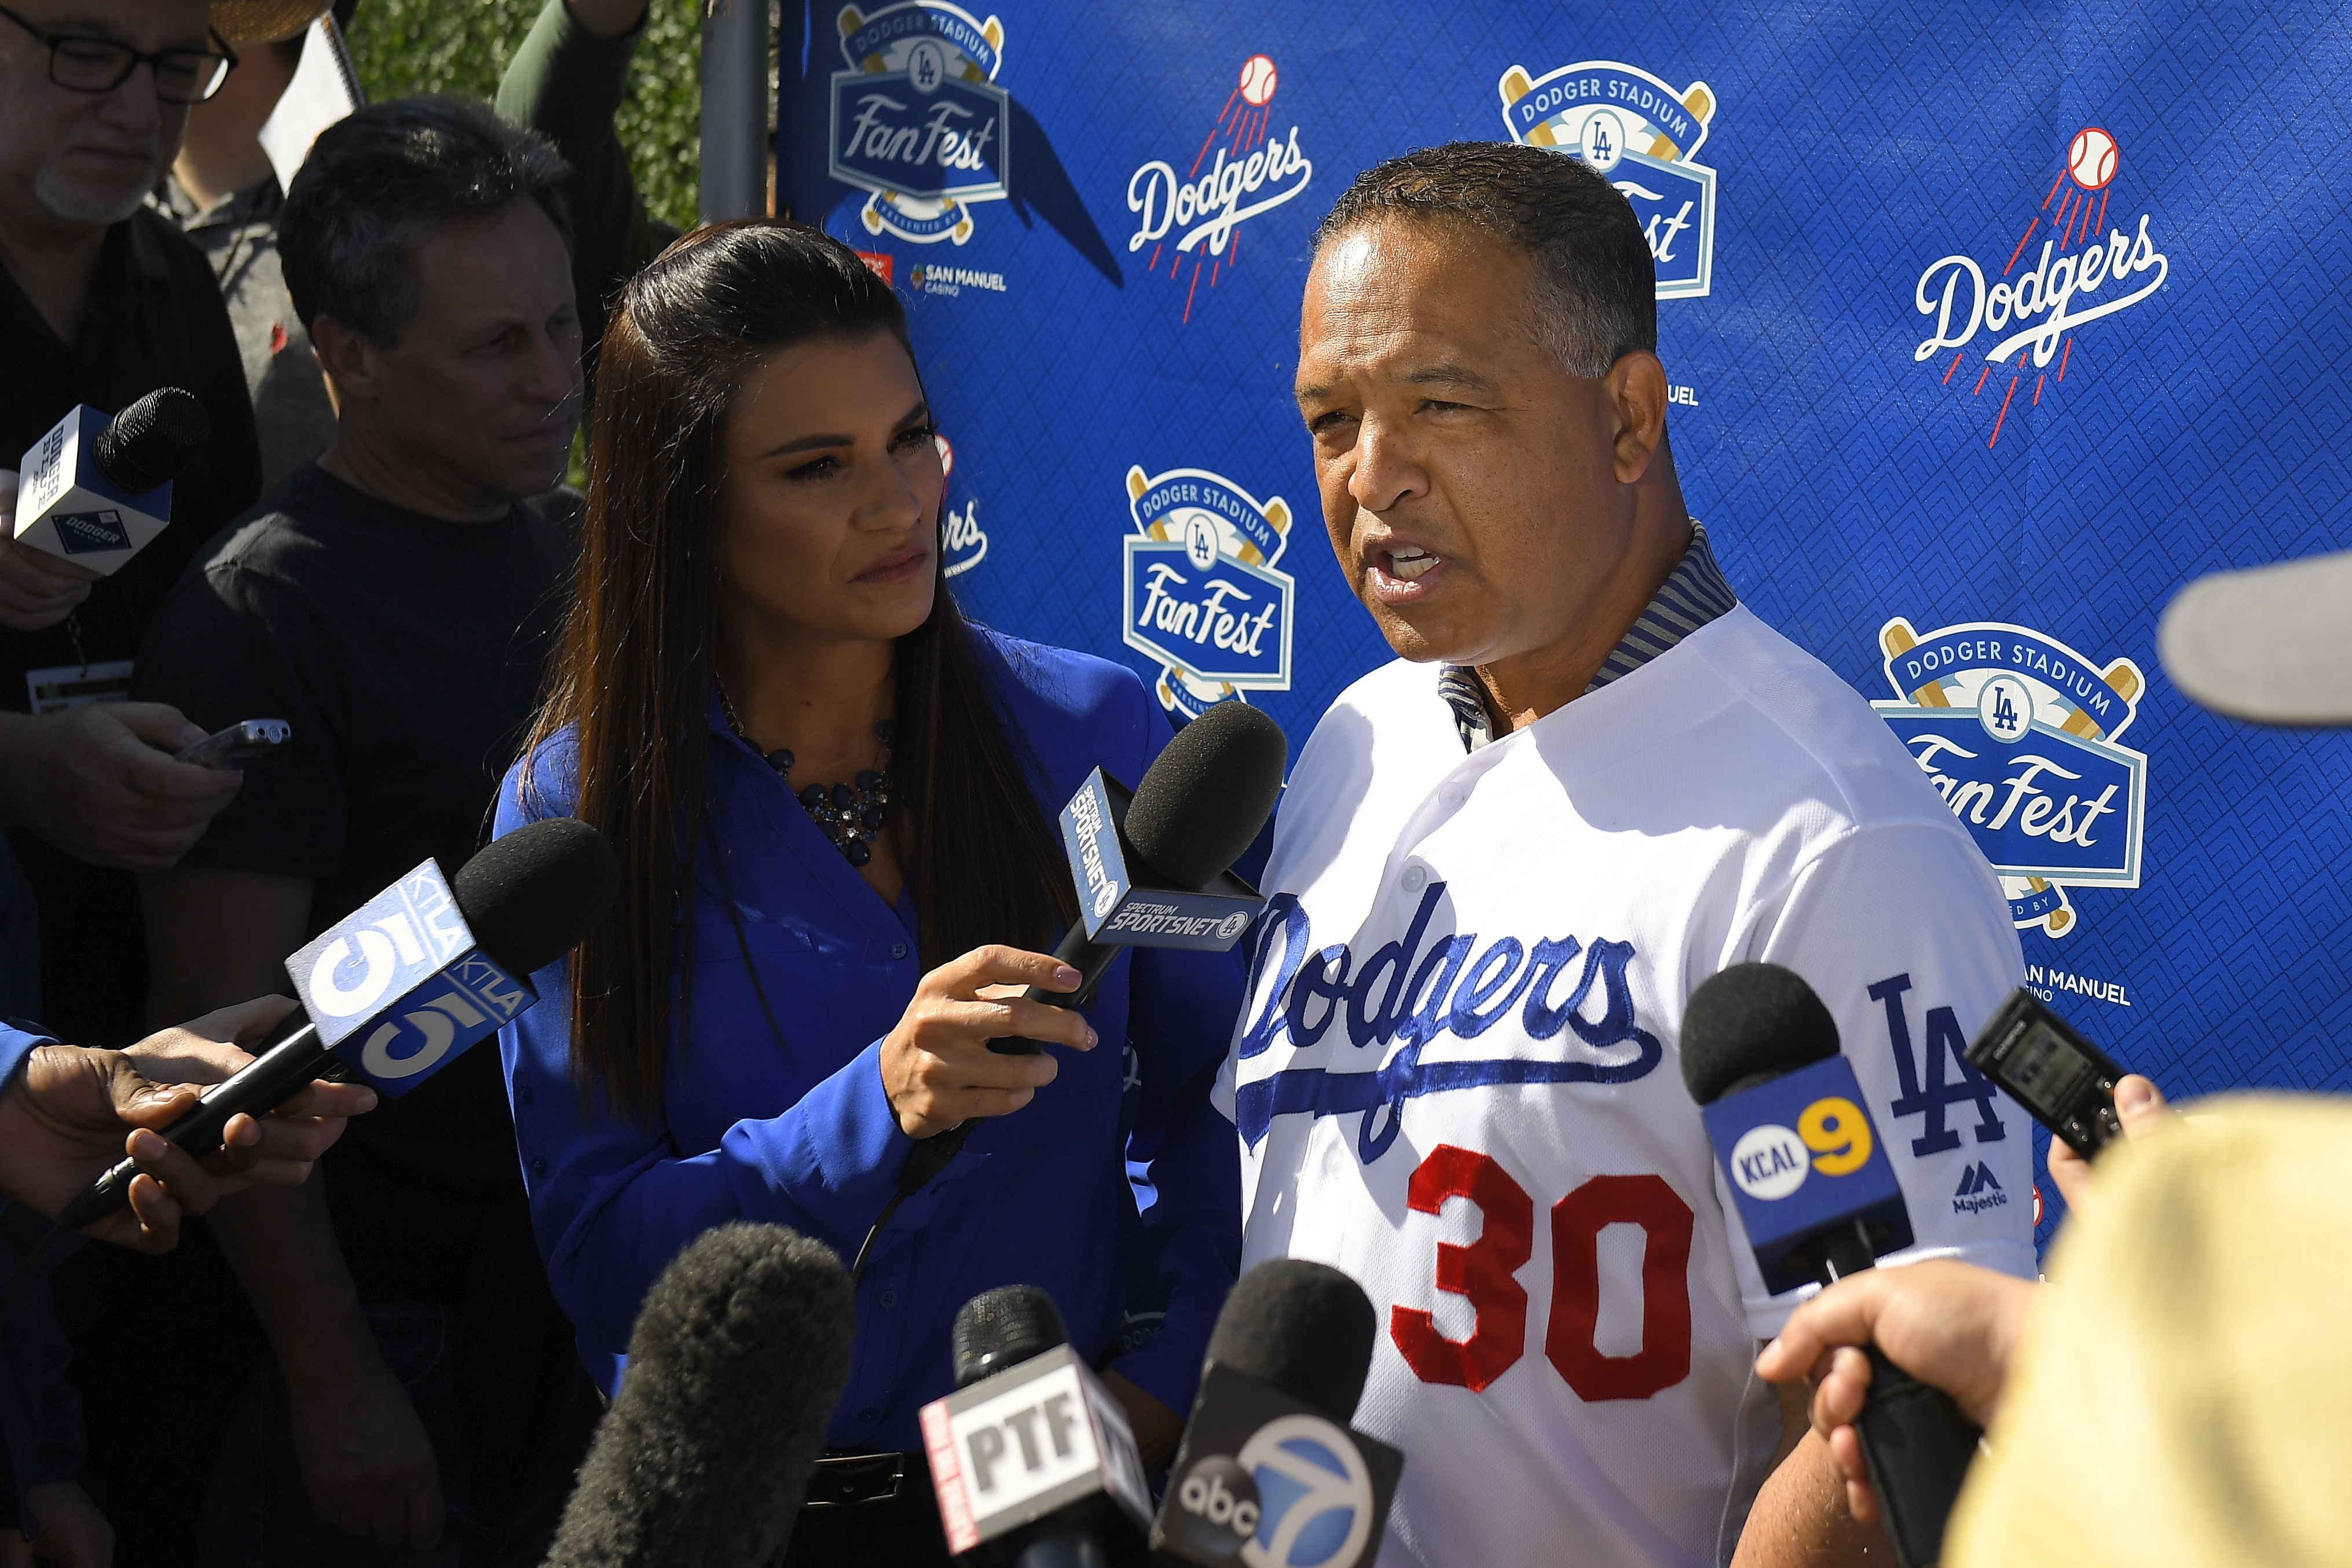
0,0 -> 262,1044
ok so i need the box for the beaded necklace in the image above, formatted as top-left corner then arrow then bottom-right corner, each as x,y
716,682 -> 897,868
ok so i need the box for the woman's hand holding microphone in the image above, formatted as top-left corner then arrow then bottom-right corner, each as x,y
880,946 -> 1098,1138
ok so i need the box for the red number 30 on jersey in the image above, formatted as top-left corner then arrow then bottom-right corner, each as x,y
1390,1145 -> 1695,1401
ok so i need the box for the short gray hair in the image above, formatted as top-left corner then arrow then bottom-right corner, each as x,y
280,96 -> 570,348
1313,141 -> 1655,378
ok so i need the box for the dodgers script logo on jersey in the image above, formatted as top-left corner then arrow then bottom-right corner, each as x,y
1121,464 -> 1295,719
1496,60 -> 1716,298
1875,617 -> 2148,939
1913,126 -> 2171,448
1232,881 -> 1664,1162
829,1 -> 1009,246
1126,54 -> 1314,325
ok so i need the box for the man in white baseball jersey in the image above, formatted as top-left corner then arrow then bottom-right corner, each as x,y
1222,142 -> 2038,1567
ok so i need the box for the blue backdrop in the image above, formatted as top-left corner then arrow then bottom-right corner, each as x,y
781,0 -> 2352,1249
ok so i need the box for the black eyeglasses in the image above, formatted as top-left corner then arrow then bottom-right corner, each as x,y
0,2 -> 238,104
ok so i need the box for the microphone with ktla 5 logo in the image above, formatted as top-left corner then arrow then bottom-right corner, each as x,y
1153,1259 -> 1402,1568
920,1284 -> 1153,1566
13,388 -> 210,573
53,817 -> 619,1232
1681,962 -> 1981,1568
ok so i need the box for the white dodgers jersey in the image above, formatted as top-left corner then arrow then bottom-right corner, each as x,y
1217,606 -> 2038,1568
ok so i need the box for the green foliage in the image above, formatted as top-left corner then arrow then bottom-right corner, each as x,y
342,0 -> 702,234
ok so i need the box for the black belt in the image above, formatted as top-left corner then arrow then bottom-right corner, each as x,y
804,1449 -> 921,1508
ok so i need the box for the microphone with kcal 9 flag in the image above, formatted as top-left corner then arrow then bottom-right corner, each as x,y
541,1222 -> 855,1568
1153,1259 -> 1401,1568
920,1285 -> 1153,1567
1681,962 -> 1980,1568
13,388 -> 209,572
53,816 -> 619,1231
856,704 -> 1287,1277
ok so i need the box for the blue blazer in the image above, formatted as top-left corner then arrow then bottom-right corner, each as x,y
494,629 -> 1244,1452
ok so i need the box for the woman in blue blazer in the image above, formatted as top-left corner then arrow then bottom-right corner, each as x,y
494,221 -> 1243,1562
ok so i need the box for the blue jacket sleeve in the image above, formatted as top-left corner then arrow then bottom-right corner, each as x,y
494,754 -> 953,1371
0,1022 -> 86,1538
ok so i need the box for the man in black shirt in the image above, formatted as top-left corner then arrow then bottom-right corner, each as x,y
0,0 -> 262,1052
135,98 -> 584,1564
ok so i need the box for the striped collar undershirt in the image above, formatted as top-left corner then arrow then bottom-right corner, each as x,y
1437,520 -> 1739,753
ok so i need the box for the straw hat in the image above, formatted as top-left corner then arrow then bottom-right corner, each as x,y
210,1 -> 332,46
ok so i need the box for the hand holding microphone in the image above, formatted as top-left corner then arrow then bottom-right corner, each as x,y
880,946 -> 1096,1139
0,468 -> 100,632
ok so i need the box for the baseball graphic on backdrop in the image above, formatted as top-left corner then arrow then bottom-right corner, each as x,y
1239,53 -> 1277,106
2068,126 -> 2118,189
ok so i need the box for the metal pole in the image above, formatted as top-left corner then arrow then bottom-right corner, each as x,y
698,0 -> 768,225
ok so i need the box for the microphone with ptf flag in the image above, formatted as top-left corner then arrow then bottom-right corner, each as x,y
919,1284 -> 1153,1567
1681,962 -> 1982,1568
53,816 -> 621,1232
1153,1259 -> 1401,1568
13,387 -> 211,573
541,1222 -> 856,1568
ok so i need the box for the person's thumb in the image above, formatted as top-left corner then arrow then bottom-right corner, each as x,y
102,1055 -> 201,1127
2115,1074 -> 2167,1141
104,701 -> 208,752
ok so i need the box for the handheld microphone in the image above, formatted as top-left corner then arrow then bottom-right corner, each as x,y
541,1222 -> 855,1568
1001,698 -> 1288,1044
54,816 -> 619,1232
1152,1259 -> 1401,1568
863,704 -> 1288,1267
13,389 -> 210,573
921,1285 -> 1153,1566
1681,962 -> 1980,1568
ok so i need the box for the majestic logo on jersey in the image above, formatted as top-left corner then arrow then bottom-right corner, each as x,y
1127,54 -> 1315,325
1875,617 -> 2148,940
1122,464 -> 1296,720
1913,126 -> 2170,448
1233,884 -> 1664,1161
1496,60 -> 1716,298
1953,1160 -> 2007,1214
830,2 -> 1008,246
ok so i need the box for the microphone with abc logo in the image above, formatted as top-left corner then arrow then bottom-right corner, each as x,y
1154,1259 -> 1402,1568
1681,962 -> 1983,1568
53,817 -> 618,1232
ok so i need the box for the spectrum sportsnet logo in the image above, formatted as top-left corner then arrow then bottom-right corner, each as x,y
829,2 -> 1008,246
1122,463 -> 1296,719
1914,126 -> 2170,448
1875,617 -> 2148,940
1127,55 -> 1314,324
1497,60 -> 1716,297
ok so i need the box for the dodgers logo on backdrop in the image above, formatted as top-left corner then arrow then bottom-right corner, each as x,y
1875,617 -> 2148,940
1126,54 -> 1314,324
935,435 -> 987,577
1913,126 -> 2171,448
1122,464 -> 1295,719
829,1 -> 1008,246
1496,60 -> 1716,298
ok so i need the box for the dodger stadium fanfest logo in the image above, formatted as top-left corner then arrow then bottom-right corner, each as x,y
1498,60 -> 1716,297
830,1 -> 1008,245
1122,464 -> 1296,719
1876,617 -> 2148,940
1914,126 -> 2170,448
1127,54 -> 1315,324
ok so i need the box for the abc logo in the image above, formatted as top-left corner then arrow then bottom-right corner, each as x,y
1166,1455 -> 1260,1559
1232,1415 -> 1375,1568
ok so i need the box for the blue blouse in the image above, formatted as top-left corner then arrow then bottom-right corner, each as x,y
494,629 -> 1245,1452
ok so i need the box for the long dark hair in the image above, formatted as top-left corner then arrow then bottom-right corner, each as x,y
523,220 -> 1078,1122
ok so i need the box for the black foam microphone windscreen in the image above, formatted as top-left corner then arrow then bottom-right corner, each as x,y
92,387 -> 208,494
455,815 -> 622,976
952,1283 -> 1070,1389
1678,961 -> 1841,1107
1205,1258 -> 1379,1422
543,1223 -> 855,1568
1123,701 -> 1288,891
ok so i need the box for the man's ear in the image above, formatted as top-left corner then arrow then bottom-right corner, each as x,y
1603,351 -> 1670,486
307,314 -> 379,407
